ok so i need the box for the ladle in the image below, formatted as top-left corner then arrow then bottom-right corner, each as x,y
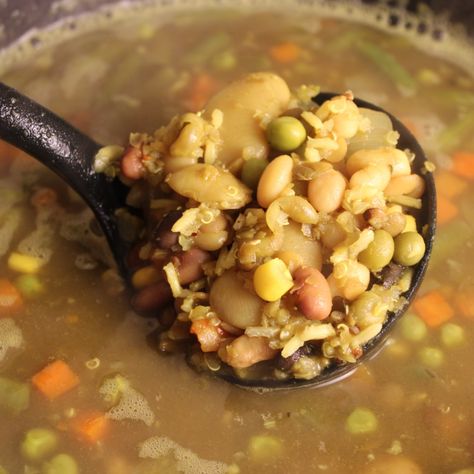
0,82 -> 436,390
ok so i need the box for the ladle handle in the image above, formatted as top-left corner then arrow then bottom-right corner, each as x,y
0,82 -> 106,210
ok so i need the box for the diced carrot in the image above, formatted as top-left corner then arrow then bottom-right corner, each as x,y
436,194 -> 458,226
71,411 -> 109,444
32,360 -> 79,400
270,42 -> 301,64
0,279 -> 24,316
453,289 -> 474,320
435,170 -> 467,199
451,151 -> 474,180
413,290 -> 455,327
184,73 -> 219,112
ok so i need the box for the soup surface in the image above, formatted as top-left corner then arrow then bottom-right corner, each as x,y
0,4 -> 473,474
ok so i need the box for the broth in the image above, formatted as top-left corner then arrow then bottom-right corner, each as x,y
0,5 -> 473,474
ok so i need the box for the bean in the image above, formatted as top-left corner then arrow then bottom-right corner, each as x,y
131,266 -> 162,289
329,260 -> 370,300
319,219 -> 346,249
131,282 -> 172,313
308,168 -> 346,213
257,154 -> 293,208
194,230 -> 228,251
346,147 -> 410,177
204,72 -> 291,170
358,229 -> 394,271
265,196 -> 318,233
266,116 -> 307,152
120,146 -> 145,180
199,213 -> 227,233
279,222 -> 322,270
293,267 -> 332,320
393,231 -> 425,266
163,155 -> 198,174
167,163 -> 252,210
152,210 -> 181,249
384,174 -> 425,198
173,248 -> 211,285
349,164 -> 391,190
324,136 -> 347,163
210,270 -> 262,329
169,122 -> 201,157
220,335 -> 278,368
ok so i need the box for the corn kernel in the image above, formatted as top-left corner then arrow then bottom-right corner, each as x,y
131,265 -> 162,289
8,252 -> 43,274
402,215 -> 417,233
253,258 -> 293,302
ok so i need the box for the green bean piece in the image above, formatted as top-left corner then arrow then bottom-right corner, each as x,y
418,346 -> 444,369
440,323 -> 465,348
400,313 -> 427,342
266,116 -> 307,152
393,232 -> 425,266
345,407 -> 378,435
248,435 -> 283,463
358,229 -> 394,272
437,110 -> 474,153
42,454 -> 79,474
211,50 -> 237,71
356,40 -> 416,94
15,274 -> 44,299
0,376 -> 30,415
241,158 -> 268,190
21,428 -> 58,462
185,32 -> 231,65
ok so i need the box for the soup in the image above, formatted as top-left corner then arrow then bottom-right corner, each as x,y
0,4 -> 473,473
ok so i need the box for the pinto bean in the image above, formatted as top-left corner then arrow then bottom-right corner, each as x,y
120,146 -> 145,180
152,210 -> 182,249
293,267 -> 332,320
173,248 -> 211,285
220,335 -> 278,369
132,281 -> 172,314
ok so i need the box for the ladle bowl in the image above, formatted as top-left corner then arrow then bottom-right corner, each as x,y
0,82 -> 436,390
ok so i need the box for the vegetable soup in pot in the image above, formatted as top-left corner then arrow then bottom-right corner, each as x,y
0,2 -> 473,473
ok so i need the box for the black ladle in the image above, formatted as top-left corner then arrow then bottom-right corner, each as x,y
0,83 -> 436,390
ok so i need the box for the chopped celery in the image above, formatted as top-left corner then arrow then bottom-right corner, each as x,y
437,110 -> 474,152
248,435 -> 283,463
21,428 -> 58,462
356,40 -> 416,95
185,32 -> 231,65
0,376 -> 30,415
440,323 -> 465,348
345,407 -> 378,434
327,30 -> 363,52
430,220 -> 471,267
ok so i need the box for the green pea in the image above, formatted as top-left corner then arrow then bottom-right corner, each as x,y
211,50 -> 237,71
241,158 -> 268,190
418,346 -> 444,368
349,291 -> 386,327
266,116 -> 307,152
358,229 -> 395,271
21,428 -> 58,462
345,407 -> 378,435
0,376 -> 30,415
400,313 -> 427,342
440,323 -> 465,348
15,274 -> 44,299
393,231 -> 426,266
42,454 -> 78,474
248,435 -> 283,463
